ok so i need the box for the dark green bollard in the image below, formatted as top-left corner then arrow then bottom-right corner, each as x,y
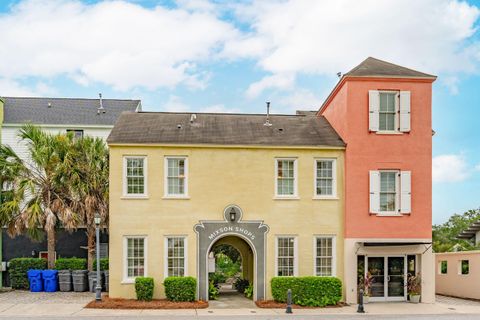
357,289 -> 365,313
286,289 -> 293,314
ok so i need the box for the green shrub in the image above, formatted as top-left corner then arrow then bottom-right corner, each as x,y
245,283 -> 254,299
208,280 -> 219,300
9,258 -> 47,289
271,276 -> 342,307
54,258 -> 87,270
135,277 -> 154,301
209,272 -> 226,285
164,276 -> 196,302
93,258 -> 109,271
234,278 -> 249,293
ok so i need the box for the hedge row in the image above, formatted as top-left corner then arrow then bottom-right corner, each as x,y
9,258 -> 47,289
164,276 -> 196,302
54,258 -> 87,270
93,258 -> 109,271
135,277 -> 154,301
271,276 -> 342,307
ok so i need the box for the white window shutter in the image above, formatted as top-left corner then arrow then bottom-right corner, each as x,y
399,91 -> 411,132
400,171 -> 411,214
369,171 -> 380,214
369,90 -> 380,132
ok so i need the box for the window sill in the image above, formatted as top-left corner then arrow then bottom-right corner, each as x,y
121,279 -> 135,284
374,131 -> 404,135
312,196 -> 339,200
375,212 -> 403,217
162,196 -> 190,200
121,195 -> 149,200
273,196 -> 300,200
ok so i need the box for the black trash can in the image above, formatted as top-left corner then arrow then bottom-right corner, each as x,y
72,270 -> 88,292
58,270 -> 72,292
103,271 -> 109,292
88,271 -> 103,293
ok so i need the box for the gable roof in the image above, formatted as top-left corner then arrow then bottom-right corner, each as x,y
345,57 -> 436,79
1,97 -> 141,126
107,112 -> 345,147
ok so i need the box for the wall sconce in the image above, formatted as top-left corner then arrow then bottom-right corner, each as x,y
230,208 -> 236,222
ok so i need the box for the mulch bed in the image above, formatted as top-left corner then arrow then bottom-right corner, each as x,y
85,295 -> 208,309
255,300 -> 346,309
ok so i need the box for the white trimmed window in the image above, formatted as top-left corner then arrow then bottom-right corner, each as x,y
369,170 -> 411,215
124,236 -> 147,281
123,156 -> 147,196
369,90 -> 410,132
315,236 -> 336,276
165,237 -> 187,277
165,157 -> 188,197
276,237 -> 297,276
315,159 -> 336,197
275,159 -> 297,197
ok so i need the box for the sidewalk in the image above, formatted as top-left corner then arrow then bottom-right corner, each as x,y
0,291 -> 479,317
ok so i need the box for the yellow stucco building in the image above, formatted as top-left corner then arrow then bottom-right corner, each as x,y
107,111 -> 345,301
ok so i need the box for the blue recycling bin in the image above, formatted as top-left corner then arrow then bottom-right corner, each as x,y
42,270 -> 58,292
27,269 -> 43,292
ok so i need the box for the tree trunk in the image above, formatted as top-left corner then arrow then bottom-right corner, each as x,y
87,228 -> 95,272
46,229 -> 56,269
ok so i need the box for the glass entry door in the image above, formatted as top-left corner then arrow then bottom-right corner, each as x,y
366,256 -> 406,301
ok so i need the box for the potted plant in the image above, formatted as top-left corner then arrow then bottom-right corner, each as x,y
358,272 -> 373,304
407,273 -> 421,303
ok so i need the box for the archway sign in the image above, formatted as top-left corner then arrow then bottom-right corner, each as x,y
194,205 -> 269,301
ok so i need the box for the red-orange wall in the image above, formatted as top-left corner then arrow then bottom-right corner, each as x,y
321,77 -> 433,239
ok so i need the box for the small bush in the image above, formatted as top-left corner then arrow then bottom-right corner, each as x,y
9,258 -> 47,289
164,276 -> 196,302
135,277 -> 154,301
54,258 -> 87,270
234,278 -> 249,293
271,276 -> 342,307
93,258 -> 109,271
245,283 -> 254,299
209,272 -> 226,285
208,280 -> 219,300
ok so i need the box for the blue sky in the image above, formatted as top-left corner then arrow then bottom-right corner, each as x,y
0,0 -> 479,224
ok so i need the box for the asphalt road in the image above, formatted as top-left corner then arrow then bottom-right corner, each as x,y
1,315 -> 480,320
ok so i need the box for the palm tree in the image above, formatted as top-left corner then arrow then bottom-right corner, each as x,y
69,136 -> 109,271
0,124 -> 78,268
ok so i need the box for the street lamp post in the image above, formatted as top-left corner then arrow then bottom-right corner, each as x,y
94,213 -> 102,302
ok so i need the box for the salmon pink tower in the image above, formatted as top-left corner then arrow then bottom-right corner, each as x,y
320,57 -> 436,303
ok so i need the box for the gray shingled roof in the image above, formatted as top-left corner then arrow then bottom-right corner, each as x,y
1,97 -> 140,126
107,112 -> 345,147
345,57 -> 436,79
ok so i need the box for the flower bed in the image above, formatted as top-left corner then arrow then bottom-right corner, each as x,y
85,295 -> 208,309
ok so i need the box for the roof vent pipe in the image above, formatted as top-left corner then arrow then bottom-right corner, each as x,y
264,101 -> 272,127
190,114 -> 197,123
98,93 -> 105,114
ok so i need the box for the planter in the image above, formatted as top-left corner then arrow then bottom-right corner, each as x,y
363,295 -> 369,304
409,294 -> 421,303
58,270 -> 72,292
72,270 -> 88,292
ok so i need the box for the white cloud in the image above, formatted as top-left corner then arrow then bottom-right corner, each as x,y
277,88 -> 323,112
0,0 -> 239,91
0,78 -> 56,96
229,0 -> 480,92
246,73 -> 295,99
433,154 -> 470,183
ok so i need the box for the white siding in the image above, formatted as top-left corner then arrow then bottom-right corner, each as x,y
1,125 -> 112,162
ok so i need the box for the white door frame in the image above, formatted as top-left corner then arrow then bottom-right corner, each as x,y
365,255 -> 407,302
